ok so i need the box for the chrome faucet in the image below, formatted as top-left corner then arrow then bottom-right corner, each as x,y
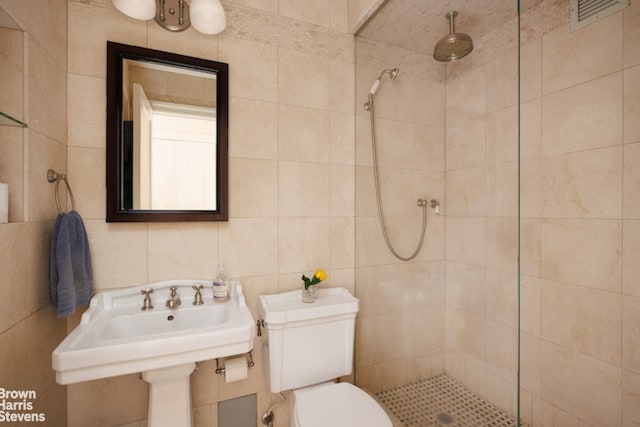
141,289 -> 154,310
166,286 -> 181,309
192,284 -> 204,305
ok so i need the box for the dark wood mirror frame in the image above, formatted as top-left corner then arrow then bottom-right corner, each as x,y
106,41 -> 228,222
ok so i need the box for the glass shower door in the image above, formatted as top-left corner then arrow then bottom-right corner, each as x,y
354,0 -> 523,425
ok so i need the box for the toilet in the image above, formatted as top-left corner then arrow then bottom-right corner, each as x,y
258,287 -> 392,427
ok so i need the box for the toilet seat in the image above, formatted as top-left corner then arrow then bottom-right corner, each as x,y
292,382 -> 392,427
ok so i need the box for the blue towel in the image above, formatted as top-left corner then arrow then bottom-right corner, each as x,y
50,210 -> 93,318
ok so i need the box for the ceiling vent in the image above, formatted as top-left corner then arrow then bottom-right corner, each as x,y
571,0 -> 629,31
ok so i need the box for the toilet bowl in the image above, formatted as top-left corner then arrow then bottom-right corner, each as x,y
291,382 -> 391,427
257,287 -> 392,427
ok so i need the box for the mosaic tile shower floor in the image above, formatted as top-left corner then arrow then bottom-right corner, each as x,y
376,374 -> 526,427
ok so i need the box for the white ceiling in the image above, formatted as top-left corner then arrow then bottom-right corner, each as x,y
357,0 -> 542,56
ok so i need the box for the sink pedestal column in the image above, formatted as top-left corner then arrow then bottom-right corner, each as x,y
142,363 -> 197,427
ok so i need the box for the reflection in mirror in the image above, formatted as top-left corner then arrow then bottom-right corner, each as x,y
107,42 -> 228,222
124,61 -> 217,210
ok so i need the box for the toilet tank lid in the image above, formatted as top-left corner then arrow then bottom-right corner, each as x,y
258,287 -> 359,325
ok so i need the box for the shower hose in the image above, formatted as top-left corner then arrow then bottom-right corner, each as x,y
366,94 -> 428,261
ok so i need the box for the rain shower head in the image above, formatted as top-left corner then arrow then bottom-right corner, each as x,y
433,11 -> 473,62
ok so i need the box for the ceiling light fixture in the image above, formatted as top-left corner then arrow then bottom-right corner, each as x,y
112,0 -> 226,34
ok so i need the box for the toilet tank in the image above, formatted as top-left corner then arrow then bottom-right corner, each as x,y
258,287 -> 359,393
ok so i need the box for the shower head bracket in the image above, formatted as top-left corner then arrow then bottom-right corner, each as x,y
446,10 -> 458,33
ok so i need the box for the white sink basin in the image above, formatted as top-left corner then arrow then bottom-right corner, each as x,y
98,302 -> 230,341
52,280 -> 255,385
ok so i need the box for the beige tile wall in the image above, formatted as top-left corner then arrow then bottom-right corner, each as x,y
348,0 -> 383,32
441,1 -> 640,426
0,0 -> 69,426
64,0 -> 355,426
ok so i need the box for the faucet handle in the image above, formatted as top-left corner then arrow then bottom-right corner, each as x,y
141,289 -> 154,310
193,284 -> 204,305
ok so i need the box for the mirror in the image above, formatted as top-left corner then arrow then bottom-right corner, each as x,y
106,41 -> 228,222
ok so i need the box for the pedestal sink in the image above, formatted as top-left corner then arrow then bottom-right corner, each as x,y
52,280 -> 256,427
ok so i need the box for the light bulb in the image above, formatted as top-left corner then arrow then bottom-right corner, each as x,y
190,0 -> 227,34
113,0 -> 156,20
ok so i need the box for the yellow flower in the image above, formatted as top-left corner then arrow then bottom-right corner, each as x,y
301,268 -> 328,289
314,269 -> 327,282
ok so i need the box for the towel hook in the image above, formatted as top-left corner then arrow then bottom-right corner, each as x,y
47,169 -> 76,214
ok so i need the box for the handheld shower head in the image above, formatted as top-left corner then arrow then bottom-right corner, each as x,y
365,67 -> 400,111
369,79 -> 382,96
368,68 -> 400,96
378,67 -> 399,81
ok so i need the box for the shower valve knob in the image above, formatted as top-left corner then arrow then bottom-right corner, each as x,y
430,199 -> 440,215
